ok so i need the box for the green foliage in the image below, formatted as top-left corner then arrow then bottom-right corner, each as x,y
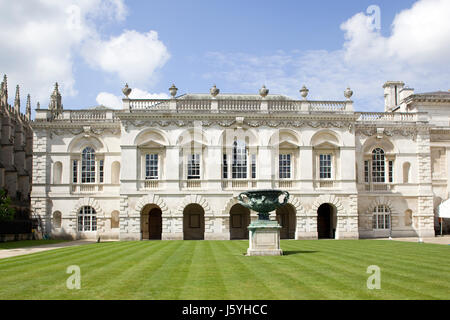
0,189 -> 15,222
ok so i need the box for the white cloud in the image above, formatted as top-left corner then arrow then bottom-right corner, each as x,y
0,0 -> 128,105
81,30 -> 170,86
96,88 -> 169,109
0,0 -> 169,111
204,0 -> 450,111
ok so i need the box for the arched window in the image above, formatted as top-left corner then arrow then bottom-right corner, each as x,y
372,148 -> 385,183
78,206 -> 97,231
232,140 -> 247,179
81,147 -> 96,183
372,205 -> 390,230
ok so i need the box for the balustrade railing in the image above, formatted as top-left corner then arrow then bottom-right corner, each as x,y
357,112 -> 418,122
309,101 -> 347,111
218,100 -> 261,112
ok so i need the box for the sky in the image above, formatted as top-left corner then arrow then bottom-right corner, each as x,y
0,0 -> 449,115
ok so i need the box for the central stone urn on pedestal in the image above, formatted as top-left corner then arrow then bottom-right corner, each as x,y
238,190 -> 289,256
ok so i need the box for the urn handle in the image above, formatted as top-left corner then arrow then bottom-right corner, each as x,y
279,191 -> 289,206
238,192 -> 251,207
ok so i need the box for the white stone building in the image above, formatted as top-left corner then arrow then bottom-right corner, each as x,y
31,81 -> 450,240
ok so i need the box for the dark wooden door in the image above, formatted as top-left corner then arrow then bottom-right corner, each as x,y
277,211 -> 289,239
148,208 -> 162,240
317,205 -> 331,239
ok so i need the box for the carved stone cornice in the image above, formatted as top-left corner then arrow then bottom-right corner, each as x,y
120,113 -> 357,132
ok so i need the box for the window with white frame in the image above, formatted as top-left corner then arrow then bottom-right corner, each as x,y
81,147 -> 96,183
251,154 -> 256,179
99,159 -> 104,183
372,205 -> 390,230
78,206 -> 97,231
187,154 -> 200,179
72,160 -> 78,183
232,140 -> 247,179
364,148 -> 394,184
372,148 -> 385,183
279,154 -> 291,179
145,153 -> 158,179
319,154 -> 332,179
222,153 -> 228,179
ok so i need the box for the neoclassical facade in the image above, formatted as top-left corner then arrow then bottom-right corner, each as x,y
0,75 -> 33,216
31,81 -> 450,240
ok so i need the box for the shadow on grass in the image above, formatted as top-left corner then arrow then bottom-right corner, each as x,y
282,250 -> 318,256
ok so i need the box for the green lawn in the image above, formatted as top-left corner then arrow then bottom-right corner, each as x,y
0,240 -> 448,300
0,240 -> 68,250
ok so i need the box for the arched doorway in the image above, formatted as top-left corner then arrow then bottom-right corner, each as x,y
276,204 -> 296,239
317,203 -> 336,239
229,204 -> 250,240
183,203 -> 205,240
141,204 -> 162,240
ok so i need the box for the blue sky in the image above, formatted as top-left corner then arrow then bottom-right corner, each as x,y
1,0 -> 448,113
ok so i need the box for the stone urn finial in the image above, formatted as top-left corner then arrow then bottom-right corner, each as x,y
259,85 -> 269,98
169,84 -> 178,98
210,84 -> 220,97
344,87 -> 353,100
300,85 -> 309,99
122,83 -> 132,98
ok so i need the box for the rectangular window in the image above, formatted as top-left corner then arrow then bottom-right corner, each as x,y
145,154 -> 158,179
187,154 -> 200,179
99,160 -> 104,183
222,154 -> 228,179
364,160 -> 369,183
279,154 -> 291,179
232,144 -> 247,179
251,154 -> 256,179
319,154 -> 332,179
72,160 -> 78,183
388,160 -> 393,183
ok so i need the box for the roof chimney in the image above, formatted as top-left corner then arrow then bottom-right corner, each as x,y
383,81 -> 404,112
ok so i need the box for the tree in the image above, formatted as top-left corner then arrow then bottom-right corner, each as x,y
0,189 -> 15,221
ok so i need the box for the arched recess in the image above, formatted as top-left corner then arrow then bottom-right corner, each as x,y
310,129 -> 341,147
362,136 -> 397,155
53,161 -> 62,184
134,194 -> 170,217
176,128 -> 209,148
365,197 -> 397,216
218,128 -> 260,150
229,203 -> 250,240
71,197 -> 104,217
365,197 -> 397,231
134,128 -> 170,147
175,195 -> 213,217
312,195 -> 344,215
67,134 -> 107,153
71,198 -> 104,232
52,211 -> 62,229
269,129 -> 301,148
403,162 -> 411,183
111,210 -> 120,229
183,203 -> 205,240
111,161 -> 120,184
276,204 -> 296,239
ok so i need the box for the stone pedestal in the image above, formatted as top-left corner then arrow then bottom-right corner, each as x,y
247,220 -> 282,256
